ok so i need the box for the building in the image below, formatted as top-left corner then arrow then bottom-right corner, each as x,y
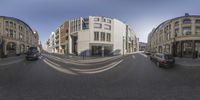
0,16 -> 39,57
46,32 -> 55,53
139,42 -> 147,51
147,13 -> 200,58
47,16 -> 139,56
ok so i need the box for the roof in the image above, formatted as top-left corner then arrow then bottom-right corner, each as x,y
0,16 -> 34,34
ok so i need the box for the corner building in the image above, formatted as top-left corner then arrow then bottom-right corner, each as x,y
148,14 -> 200,58
47,16 -> 139,56
0,16 -> 39,57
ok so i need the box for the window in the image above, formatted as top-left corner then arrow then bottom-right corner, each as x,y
5,21 -> 9,27
94,23 -> 102,28
104,24 -> 111,30
175,21 -> 179,26
13,31 -> 16,38
82,18 -> 89,30
5,29 -> 9,37
10,22 -> 13,27
183,27 -> 192,35
94,32 -> 99,41
183,19 -> 191,24
106,33 -> 111,42
14,23 -> 16,29
196,19 -> 200,24
10,30 -> 13,38
175,28 -> 179,37
196,27 -> 200,34
66,29 -> 68,33
101,32 -> 105,41
101,18 -> 106,22
94,18 -> 99,21
19,33 -> 23,40
107,19 -> 111,23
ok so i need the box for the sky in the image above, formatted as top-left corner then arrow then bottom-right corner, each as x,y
0,0 -> 200,45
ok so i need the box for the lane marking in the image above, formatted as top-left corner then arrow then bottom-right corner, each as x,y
132,55 -> 135,59
42,54 -> 95,66
43,58 -> 77,75
139,53 -> 148,58
72,60 -> 124,74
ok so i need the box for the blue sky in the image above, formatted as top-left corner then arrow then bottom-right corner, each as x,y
0,0 -> 200,44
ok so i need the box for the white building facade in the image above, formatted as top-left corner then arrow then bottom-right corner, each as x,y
47,16 -> 139,56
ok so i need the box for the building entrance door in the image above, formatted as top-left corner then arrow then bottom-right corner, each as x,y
183,41 -> 193,57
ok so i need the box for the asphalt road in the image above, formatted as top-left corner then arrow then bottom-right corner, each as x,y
0,53 -> 200,100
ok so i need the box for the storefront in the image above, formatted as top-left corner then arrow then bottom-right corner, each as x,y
172,40 -> 200,58
90,44 -> 113,56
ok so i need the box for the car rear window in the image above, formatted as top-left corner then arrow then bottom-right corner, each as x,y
29,47 -> 37,53
165,55 -> 173,59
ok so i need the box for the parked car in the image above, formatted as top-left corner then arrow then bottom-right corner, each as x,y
150,53 -> 175,68
144,51 -> 151,55
26,47 -> 41,60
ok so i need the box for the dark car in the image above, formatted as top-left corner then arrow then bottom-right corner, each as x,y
26,47 -> 40,60
150,53 -> 175,68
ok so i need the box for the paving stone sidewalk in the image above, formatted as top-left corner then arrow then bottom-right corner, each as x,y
175,57 -> 200,67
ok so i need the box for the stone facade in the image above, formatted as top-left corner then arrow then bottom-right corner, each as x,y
0,16 -> 39,57
147,14 -> 200,58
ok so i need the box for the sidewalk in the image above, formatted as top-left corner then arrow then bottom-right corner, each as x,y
175,57 -> 200,67
0,55 -> 25,66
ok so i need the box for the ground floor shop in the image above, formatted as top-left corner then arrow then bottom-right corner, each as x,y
155,40 -> 200,58
0,38 -> 36,58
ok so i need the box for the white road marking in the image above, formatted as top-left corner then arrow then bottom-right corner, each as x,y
42,54 -> 93,66
43,58 -> 77,75
71,60 -> 123,74
132,55 -> 135,59
139,53 -> 148,58
39,56 -> 43,59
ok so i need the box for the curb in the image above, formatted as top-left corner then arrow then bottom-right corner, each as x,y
175,63 -> 200,67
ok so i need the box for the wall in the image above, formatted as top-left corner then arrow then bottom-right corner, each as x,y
113,19 -> 126,55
